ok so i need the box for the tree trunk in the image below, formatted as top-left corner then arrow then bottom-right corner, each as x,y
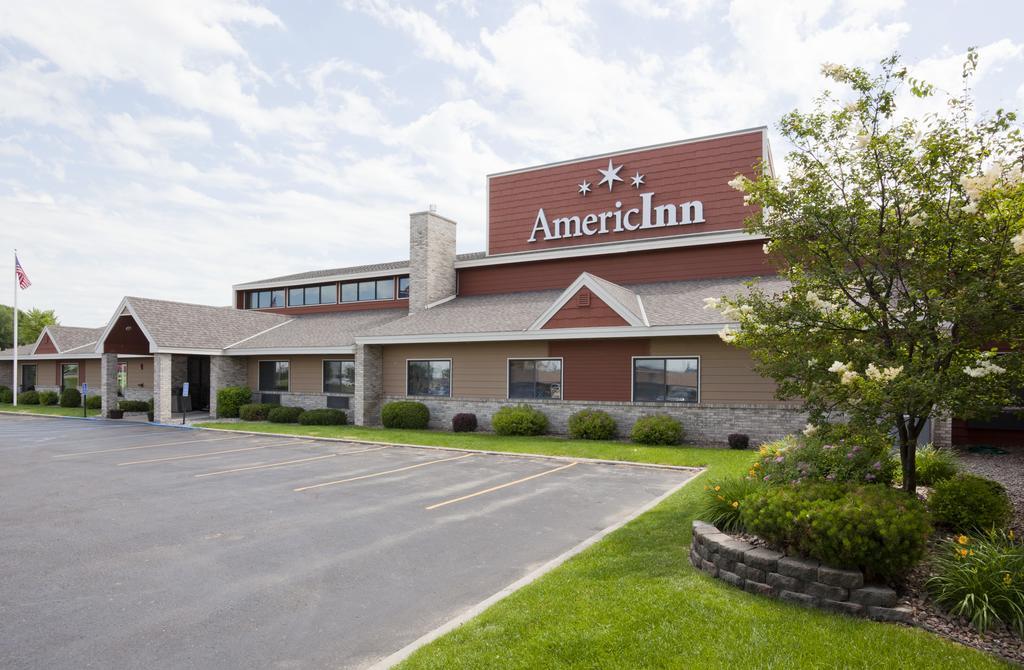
897,415 -> 920,495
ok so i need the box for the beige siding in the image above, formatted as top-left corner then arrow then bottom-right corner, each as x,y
32,361 -> 57,386
382,341 -> 549,398
82,359 -> 100,387
123,357 -> 153,391
649,336 -> 780,404
244,355 -> 354,393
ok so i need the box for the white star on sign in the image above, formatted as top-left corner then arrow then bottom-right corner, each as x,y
631,171 -> 645,188
578,179 -> 592,196
597,159 -> 624,191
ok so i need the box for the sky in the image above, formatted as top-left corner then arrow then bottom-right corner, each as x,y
0,0 -> 1022,326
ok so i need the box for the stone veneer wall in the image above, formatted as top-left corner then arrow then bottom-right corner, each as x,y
381,396 -> 807,445
690,520 -> 910,622
0,361 -> 12,389
210,356 -> 248,418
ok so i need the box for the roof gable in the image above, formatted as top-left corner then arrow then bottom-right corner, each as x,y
540,288 -> 630,329
530,273 -> 648,330
34,332 -> 58,354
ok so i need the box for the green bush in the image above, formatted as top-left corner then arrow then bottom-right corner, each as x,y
37,391 -> 59,406
239,403 -> 277,421
147,397 -> 154,411
915,444 -> 960,486
216,386 -> 252,419
755,429 -> 897,486
929,473 -> 1013,533
0,388 -> 12,403
630,414 -> 683,445
119,400 -> 150,412
741,482 -> 932,582
298,408 -> 347,425
85,396 -> 102,410
268,406 -> 305,423
381,401 -> 430,429
17,390 -> 39,405
567,409 -> 617,440
697,476 -> 764,533
59,388 -> 81,408
452,413 -> 478,432
492,404 -> 548,436
928,530 -> 1024,634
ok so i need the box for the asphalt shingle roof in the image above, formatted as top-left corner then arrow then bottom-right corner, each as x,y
45,325 -> 104,352
125,297 -> 290,350
228,310 -> 408,350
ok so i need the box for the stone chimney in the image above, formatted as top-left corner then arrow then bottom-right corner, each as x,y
408,210 -> 457,314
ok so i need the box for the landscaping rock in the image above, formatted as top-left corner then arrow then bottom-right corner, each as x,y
766,572 -> 800,592
806,582 -> 848,601
718,569 -> 744,589
866,605 -> 913,623
779,590 -> 818,608
819,599 -> 864,617
738,564 -> 766,583
850,585 -> 898,608
692,520 -> 718,537
744,547 -> 784,571
817,565 -> 864,590
777,556 -> 820,581
700,559 -> 718,577
717,539 -> 753,563
744,580 -> 774,597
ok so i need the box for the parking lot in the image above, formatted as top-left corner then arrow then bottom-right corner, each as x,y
0,416 -> 695,669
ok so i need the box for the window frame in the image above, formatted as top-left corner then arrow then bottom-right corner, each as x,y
257,359 -> 290,393
21,363 -> 37,391
630,356 -> 701,404
397,276 -> 410,299
340,277 -> 400,303
506,357 -> 564,400
321,359 -> 355,395
116,362 -> 127,396
60,362 -> 80,391
405,358 -> 453,398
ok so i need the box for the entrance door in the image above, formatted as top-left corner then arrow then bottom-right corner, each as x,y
186,356 -> 210,411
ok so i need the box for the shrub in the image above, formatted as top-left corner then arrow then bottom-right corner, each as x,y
381,401 -> 430,429
147,397 -> 154,411
239,403 -> 277,421
741,482 -> 932,582
0,388 -> 11,403
754,429 -> 898,487
298,408 -> 347,426
268,406 -> 305,423
119,400 -> 150,412
915,444 -> 960,486
630,414 -> 683,445
928,530 -> 1024,634
37,391 -> 58,406
929,474 -> 1013,533
492,404 -> 548,436
452,412 -> 478,433
568,409 -> 617,440
697,476 -> 763,533
59,388 -> 81,408
728,433 -> 750,450
216,386 -> 252,419
85,396 -> 102,410
17,390 -> 40,405
107,409 -> 124,419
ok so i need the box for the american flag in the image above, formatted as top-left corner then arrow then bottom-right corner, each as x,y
15,255 -> 31,289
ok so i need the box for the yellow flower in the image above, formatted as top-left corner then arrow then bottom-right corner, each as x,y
959,548 -> 968,557
731,501 -> 739,508
714,485 -> 721,492
969,550 -> 975,556
1004,574 -> 1013,585
957,535 -> 969,545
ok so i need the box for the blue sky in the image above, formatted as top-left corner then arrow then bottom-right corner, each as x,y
0,0 -> 1021,325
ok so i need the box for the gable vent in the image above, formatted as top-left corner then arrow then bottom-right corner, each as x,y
578,291 -> 591,307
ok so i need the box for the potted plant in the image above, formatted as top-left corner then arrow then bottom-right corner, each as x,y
108,409 -> 124,419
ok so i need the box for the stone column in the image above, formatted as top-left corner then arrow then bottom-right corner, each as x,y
354,344 -> 383,426
100,352 -> 119,417
153,353 -> 173,423
931,415 -> 953,448
209,356 -> 248,418
408,210 -> 457,314
0,360 -> 12,390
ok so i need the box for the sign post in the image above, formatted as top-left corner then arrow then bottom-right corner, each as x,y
181,382 -> 189,425
81,382 -> 87,418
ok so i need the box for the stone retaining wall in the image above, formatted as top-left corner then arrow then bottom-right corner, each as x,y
690,520 -> 911,622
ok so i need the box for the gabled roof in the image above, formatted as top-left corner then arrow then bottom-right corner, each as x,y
529,273 -> 647,330
39,325 -> 104,354
226,309 -> 407,353
0,344 -> 34,360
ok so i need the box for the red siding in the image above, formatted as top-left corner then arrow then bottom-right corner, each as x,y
35,333 -> 57,354
254,299 -> 409,316
459,240 -> 773,296
952,419 -> 1024,447
102,315 -> 150,355
488,131 -> 763,255
551,338 -> 649,402
542,289 -> 628,329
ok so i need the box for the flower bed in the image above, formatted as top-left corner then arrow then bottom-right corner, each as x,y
690,519 -> 911,622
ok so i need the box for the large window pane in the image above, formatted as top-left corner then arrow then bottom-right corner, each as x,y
398,276 -> 410,299
508,359 -> 562,399
61,363 -> 79,391
320,283 -> 337,304
304,285 -> 320,306
259,361 -> 289,392
358,281 -> 376,301
376,279 -> 394,300
633,358 -> 698,403
289,287 -> 304,306
323,360 -> 355,394
22,364 -> 36,391
257,291 -> 271,309
407,360 -> 451,397
341,282 -> 358,302
270,290 -> 286,308
117,362 -> 127,395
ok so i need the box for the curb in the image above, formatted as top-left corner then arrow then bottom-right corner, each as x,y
0,410 -> 194,429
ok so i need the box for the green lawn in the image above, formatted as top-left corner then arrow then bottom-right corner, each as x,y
0,403 -> 101,418
195,421 -> 1006,669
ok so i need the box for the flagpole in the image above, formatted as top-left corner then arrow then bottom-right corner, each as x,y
13,249 -> 18,407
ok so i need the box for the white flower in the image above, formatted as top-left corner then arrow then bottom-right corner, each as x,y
964,357 -> 1006,378
807,358 -> 818,367
1012,231 -> 1024,255
828,361 -> 851,374
855,133 -> 870,148
866,363 -> 903,382
821,63 -> 843,77
718,325 -> 737,343
739,304 -> 754,315
961,202 -> 978,215
702,297 -> 721,311
806,291 -> 836,313
803,423 -> 818,437
743,194 -> 753,206
720,305 -> 741,320
762,242 -> 772,255
840,370 -> 861,385
727,175 -> 750,192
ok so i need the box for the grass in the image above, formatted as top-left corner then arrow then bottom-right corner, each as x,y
0,402 -> 101,418
195,421 -> 1007,669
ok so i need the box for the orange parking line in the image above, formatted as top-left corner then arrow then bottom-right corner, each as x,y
54,434 -> 247,458
294,453 -> 473,492
117,440 -> 300,466
193,446 -> 389,478
425,462 -> 579,510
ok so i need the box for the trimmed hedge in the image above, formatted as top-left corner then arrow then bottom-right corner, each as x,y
568,409 -> 617,440
381,401 -> 430,429
59,388 -> 81,408
0,388 -> 11,403
492,404 -> 548,436
452,412 -> 478,432
929,473 -> 1013,533
268,406 -> 305,423
216,386 -> 252,419
239,403 -> 277,421
38,391 -> 59,406
17,390 -> 40,405
630,414 -> 683,445
119,400 -> 150,412
728,433 -> 750,450
298,408 -> 347,425
85,395 -> 102,410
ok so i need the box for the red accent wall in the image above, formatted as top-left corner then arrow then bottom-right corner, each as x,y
253,298 -> 409,316
952,419 -> 1024,447
103,315 -> 150,355
35,333 -> 57,354
542,289 -> 628,329
550,338 -> 650,402
488,130 -> 763,255
458,240 -> 772,296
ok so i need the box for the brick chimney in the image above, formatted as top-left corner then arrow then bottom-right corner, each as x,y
408,210 -> 457,314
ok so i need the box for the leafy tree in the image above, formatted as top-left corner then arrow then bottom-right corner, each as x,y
17,308 -> 58,346
710,51 -> 1024,493
0,305 -> 13,350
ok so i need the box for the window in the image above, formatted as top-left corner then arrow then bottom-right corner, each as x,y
508,359 -> 562,399
341,282 -> 358,302
398,276 -> 410,299
61,363 -> 79,391
633,357 -> 699,403
341,276 -> 400,303
358,281 -> 376,301
117,362 -> 127,396
320,283 -> 337,304
258,360 -> 289,392
248,289 -> 285,309
323,360 -> 355,394
376,278 -> 394,300
407,360 -> 451,397
288,287 -> 303,306
21,364 -> 36,391
286,284 -> 336,307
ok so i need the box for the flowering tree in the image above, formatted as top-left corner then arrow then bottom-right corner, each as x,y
711,52 -> 1024,493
